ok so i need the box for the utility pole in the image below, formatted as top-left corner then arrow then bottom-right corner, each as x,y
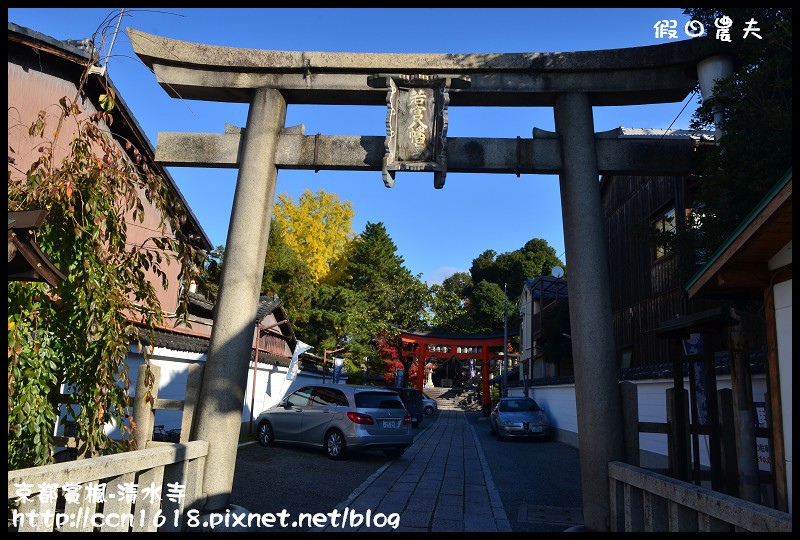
322,347 -> 345,384
503,282 -> 508,398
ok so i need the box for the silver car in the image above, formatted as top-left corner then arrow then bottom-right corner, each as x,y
255,384 -> 415,460
489,397 -> 551,441
421,392 -> 438,415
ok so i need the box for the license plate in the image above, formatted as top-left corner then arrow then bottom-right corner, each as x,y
529,426 -> 543,433
382,420 -> 398,429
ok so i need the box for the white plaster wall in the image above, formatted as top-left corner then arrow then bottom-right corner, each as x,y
126,351 -> 204,438
124,348 -> 342,436
512,373 -> 769,470
773,278 -> 792,512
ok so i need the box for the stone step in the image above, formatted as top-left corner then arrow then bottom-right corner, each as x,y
423,387 -> 483,412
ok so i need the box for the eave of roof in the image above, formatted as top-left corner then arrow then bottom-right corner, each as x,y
522,275 -> 569,300
8,21 -> 213,252
685,168 -> 792,298
8,210 -> 66,286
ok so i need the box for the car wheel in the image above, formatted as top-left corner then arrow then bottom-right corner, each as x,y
383,448 -> 405,459
424,406 -> 434,415
412,419 -> 420,428
489,420 -> 496,436
324,429 -> 347,460
257,420 -> 273,447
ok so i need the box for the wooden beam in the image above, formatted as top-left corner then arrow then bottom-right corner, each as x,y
714,269 -> 770,289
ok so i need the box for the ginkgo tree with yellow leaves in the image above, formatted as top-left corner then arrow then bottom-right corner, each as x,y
272,189 -> 356,283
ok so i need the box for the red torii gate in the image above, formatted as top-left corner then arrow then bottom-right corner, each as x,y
397,329 -> 508,414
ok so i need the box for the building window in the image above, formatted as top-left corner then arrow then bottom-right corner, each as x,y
619,347 -> 633,369
652,207 -> 676,260
520,304 -> 530,351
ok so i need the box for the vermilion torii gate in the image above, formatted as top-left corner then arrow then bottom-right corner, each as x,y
129,29 -> 730,531
395,329 -> 507,402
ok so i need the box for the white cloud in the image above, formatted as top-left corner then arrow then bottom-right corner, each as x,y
425,266 -> 467,286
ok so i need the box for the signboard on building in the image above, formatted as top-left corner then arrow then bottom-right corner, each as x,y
754,401 -> 771,473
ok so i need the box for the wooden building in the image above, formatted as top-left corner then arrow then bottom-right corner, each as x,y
599,128 -> 721,369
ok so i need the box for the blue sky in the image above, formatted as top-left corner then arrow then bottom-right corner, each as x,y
8,8 -> 703,284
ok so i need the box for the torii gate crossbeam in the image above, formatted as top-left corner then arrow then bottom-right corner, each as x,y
129,28 -> 729,531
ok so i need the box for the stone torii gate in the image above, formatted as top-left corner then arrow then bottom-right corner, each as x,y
129,29 -> 729,531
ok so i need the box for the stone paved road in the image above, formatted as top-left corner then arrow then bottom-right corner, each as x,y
466,411 -> 584,532
228,409 -> 583,532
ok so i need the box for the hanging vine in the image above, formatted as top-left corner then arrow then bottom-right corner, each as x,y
8,33 -> 205,468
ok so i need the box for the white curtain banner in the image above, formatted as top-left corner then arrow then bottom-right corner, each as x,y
286,340 -> 313,381
332,357 -> 344,384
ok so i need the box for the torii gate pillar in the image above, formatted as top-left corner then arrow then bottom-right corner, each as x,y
192,88 -> 286,511
554,92 -> 624,531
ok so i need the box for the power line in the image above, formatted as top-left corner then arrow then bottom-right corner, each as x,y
662,90 -> 698,138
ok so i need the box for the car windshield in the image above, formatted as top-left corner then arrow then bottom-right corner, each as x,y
355,392 -> 405,409
498,399 -> 540,412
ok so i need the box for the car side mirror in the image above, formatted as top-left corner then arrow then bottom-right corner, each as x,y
282,400 -> 292,408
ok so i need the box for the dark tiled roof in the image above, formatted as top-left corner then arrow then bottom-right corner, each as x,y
256,294 -> 282,321
139,328 -> 210,354
136,295 -> 302,362
138,328 -> 318,370
396,327 -> 511,340
256,295 -> 297,344
188,292 -> 214,312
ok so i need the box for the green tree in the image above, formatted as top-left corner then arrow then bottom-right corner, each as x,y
470,249 -> 501,289
441,271 -> 473,299
196,245 -> 224,302
261,218 -> 315,326
684,8 -> 792,259
429,272 -> 473,332
469,280 -> 508,333
345,221 -> 407,291
475,238 -> 563,301
301,282 -> 359,352
343,222 -> 431,374
8,93 -> 204,467
465,238 -> 564,333
502,239 -> 564,298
